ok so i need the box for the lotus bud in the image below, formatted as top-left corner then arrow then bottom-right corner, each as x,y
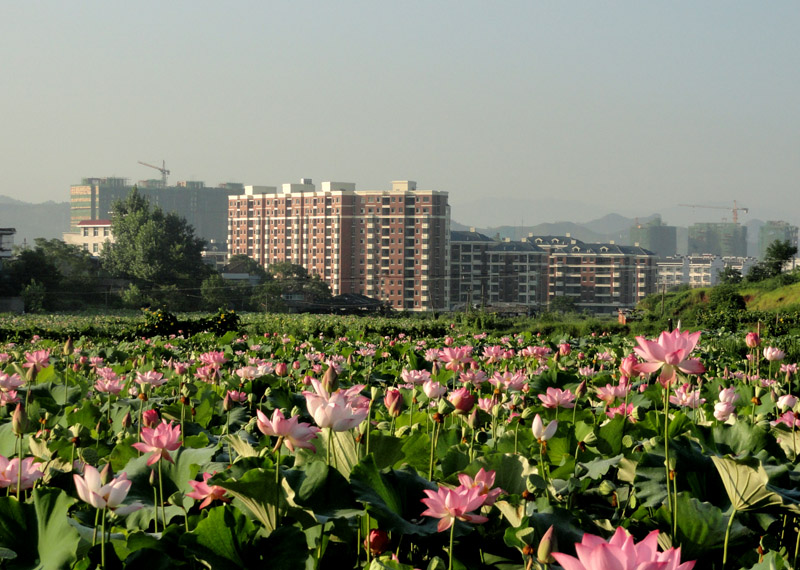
322,365 -> 339,393
63,338 -> 74,356
363,529 -> 390,557
384,389 -> 403,417
149,469 -> 157,487
431,361 -> 440,375
142,408 -> 160,428
12,404 -> 28,436
370,386 -> 381,401
467,407 -> 479,430
745,332 -> 761,348
274,362 -> 288,377
346,353 -> 355,366
436,398 -> 455,416
292,360 -> 301,370
575,379 -> 587,399
121,411 -> 132,429
537,525 -> 556,564
559,343 -> 571,357
222,392 -> 232,412
100,463 -> 113,485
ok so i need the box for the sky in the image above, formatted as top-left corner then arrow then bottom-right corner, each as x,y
2,2 -> 799,227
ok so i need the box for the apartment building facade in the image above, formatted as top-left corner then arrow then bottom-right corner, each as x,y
530,236 -> 657,313
228,180 -> 450,311
657,255 -> 758,288
449,232 -> 656,314
450,230 -> 547,308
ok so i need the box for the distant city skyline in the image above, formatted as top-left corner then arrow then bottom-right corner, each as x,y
2,2 -> 799,228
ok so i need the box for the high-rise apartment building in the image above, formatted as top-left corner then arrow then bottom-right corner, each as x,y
688,223 -> 747,257
758,221 -> 798,260
228,180 -> 450,311
70,177 -> 240,247
629,216 -> 677,257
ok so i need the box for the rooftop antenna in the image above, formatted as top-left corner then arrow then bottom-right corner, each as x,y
138,160 -> 170,186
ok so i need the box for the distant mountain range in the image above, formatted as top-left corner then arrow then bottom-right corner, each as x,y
0,196 -> 70,246
0,194 -> 770,257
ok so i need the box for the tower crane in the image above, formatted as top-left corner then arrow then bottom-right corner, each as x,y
679,200 -> 749,224
137,160 -> 170,187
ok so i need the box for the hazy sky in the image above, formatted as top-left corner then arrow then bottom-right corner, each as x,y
2,2 -> 799,227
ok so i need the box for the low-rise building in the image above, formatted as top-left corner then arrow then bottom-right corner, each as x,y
63,220 -> 113,256
656,255 -> 757,288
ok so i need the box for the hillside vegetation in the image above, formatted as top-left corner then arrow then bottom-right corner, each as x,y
638,271 -> 800,335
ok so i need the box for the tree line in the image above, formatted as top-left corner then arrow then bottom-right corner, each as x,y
0,189 -> 332,312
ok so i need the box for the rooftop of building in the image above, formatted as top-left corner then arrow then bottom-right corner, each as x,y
77,220 -> 111,227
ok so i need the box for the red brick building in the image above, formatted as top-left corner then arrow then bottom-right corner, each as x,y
228,179 -> 450,311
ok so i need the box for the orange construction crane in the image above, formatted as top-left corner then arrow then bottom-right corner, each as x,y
679,200 -> 748,224
138,160 -> 170,186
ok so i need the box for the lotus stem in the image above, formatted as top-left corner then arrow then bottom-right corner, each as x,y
158,459 -> 166,531
100,506 -> 107,569
448,517 -> 456,570
723,509 -> 736,568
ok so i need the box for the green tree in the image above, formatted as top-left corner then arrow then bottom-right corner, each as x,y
267,263 -> 331,302
103,188 -> 211,304
224,255 -> 267,281
717,266 -> 742,285
763,239 -> 797,277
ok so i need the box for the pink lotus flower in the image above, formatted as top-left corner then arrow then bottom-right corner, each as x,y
187,472 -> 230,509
669,383 -> 706,409
764,347 -> 785,362
772,411 -> 800,429
0,391 -> 19,406
257,408 -> 321,452
438,346 -> 474,372
552,527 -> 695,570
532,414 -> 558,443
135,370 -> 167,388
448,388 -> 476,414
199,351 -> 228,367
226,390 -> 248,404
401,368 -> 431,386
777,393 -> 798,411
423,379 -> 447,399
633,330 -> 705,387
538,387 -> 576,409
0,456 -> 43,491
459,370 -> 488,387
95,376 -> 125,396
420,484 -> 489,532
618,354 -> 641,381
303,379 -> 369,432
482,345 -> 510,364
235,366 -> 259,381
274,362 -> 289,377
489,371 -> 526,392
194,364 -> 219,383
22,349 -> 50,372
456,468 -> 503,507
0,372 -> 24,392
606,403 -> 636,423
559,343 -> 572,356
73,465 -> 142,515
132,421 -> 182,465
596,380 -> 631,405
745,332 -> 761,348
478,396 -> 499,414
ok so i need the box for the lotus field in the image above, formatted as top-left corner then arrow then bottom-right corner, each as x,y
1,318 -> 800,569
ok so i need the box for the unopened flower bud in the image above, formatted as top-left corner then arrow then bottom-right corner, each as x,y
575,380 -> 587,399
322,366 -> 339,393
363,529 -> 390,557
63,338 -> 74,356
537,525 -> 556,564
12,404 -> 28,436
222,392 -> 232,412
100,463 -> 113,485
121,411 -> 132,429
